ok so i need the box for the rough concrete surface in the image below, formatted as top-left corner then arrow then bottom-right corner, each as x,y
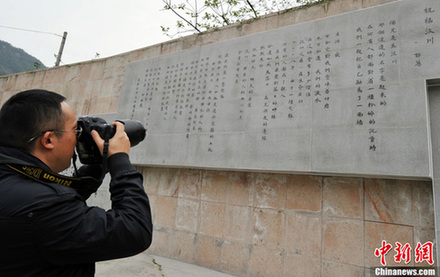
96,252 -> 237,277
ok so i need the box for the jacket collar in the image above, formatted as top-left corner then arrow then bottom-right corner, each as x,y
0,146 -> 51,172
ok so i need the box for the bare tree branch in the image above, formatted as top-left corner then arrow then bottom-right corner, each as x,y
245,0 -> 258,18
161,0 -> 319,38
162,0 -> 203,33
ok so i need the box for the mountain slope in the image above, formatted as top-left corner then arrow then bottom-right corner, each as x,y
0,40 -> 46,76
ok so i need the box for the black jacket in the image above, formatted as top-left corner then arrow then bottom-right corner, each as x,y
0,146 -> 153,276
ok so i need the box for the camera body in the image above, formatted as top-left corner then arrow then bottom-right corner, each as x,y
76,116 -> 146,164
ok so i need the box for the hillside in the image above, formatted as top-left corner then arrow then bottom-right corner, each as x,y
0,40 -> 46,76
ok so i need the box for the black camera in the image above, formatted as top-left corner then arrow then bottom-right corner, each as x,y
76,116 -> 146,164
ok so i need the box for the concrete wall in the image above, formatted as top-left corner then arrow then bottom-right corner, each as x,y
141,168 -> 433,276
1,0 -> 435,276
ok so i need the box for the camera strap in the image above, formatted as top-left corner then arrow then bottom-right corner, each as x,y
6,163 -> 83,189
101,125 -> 112,178
6,163 -> 104,198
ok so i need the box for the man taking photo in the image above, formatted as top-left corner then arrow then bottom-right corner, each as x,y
0,89 -> 153,276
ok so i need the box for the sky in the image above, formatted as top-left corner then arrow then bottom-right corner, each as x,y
0,0 -> 177,67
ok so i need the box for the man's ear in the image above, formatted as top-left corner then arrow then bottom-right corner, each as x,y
39,131 -> 56,150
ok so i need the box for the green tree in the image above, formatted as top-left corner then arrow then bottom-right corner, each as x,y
161,0 -> 318,37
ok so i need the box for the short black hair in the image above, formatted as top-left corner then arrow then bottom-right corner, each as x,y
0,89 -> 67,151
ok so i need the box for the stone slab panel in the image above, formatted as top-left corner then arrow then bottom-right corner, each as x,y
118,0 -> 440,178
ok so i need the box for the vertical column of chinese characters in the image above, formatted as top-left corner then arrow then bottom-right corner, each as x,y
278,42 -> 295,121
287,40 -> 297,120
261,44 -> 270,141
322,34 -> 332,109
162,64 -> 174,121
236,50 -> 248,121
295,37 -> 314,110
207,57 -> 216,153
276,45 -> 289,120
322,32 -> 341,110
416,6 -> 437,66
131,76 -> 141,119
185,60 -> 198,139
176,64 -> 189,119
269,45 -> 281,126
303,37 -> 313,101
425,6 -> 436,45
291,40 -> 302,106
365,24 -> 378,152
354,26 -> 365,134
193,58 -> 207,134
369,24 -> 382,151
247,49 -> 256,117
145,67 -> 159,130
170,62 -> 184,120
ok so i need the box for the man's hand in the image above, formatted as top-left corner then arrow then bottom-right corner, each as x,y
90,121 -> 131,157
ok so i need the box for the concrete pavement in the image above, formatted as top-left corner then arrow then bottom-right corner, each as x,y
96,252 -> 238,277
